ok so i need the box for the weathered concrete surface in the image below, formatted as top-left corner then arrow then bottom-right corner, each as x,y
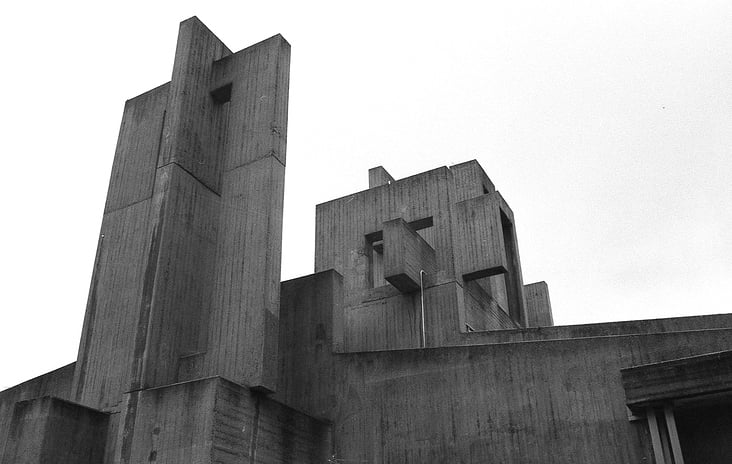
277,271 -> 732,463
316,162 -> 534,351
0,363 -> 75,450
456,312 -> 732,344
72,85 -> 163,410
449,160 -> 495,202
316,166 -> 458,293
104,83 -> 169,214
383,217 -> 437,293
159,18 -> 232,194
368,165 -> 395,188
462,278 -> 518,330
276,270 -> 343,418
524,281 -> 554,327
72,17 -> 291,410
1,396 -> 108,464
454,193 -> 510,279
112,377 -> 329,463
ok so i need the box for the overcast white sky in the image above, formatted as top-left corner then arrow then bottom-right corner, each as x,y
1,1 -> 730,391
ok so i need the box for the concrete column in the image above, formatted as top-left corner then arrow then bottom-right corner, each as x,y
203,33 -> 290,392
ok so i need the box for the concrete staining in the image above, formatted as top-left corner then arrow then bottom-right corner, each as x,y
1,17 -> 731,464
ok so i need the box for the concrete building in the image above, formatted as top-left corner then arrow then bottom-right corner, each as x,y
1,17 -> 731,464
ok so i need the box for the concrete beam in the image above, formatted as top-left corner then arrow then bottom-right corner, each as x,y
622,349 -> 732,412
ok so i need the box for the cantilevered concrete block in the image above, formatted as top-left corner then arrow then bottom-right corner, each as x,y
454,192 -> 508,280
454,192 -> 527,326
383,218 -> 437,293
524,281 -> 554,327
2,397 -> 108,464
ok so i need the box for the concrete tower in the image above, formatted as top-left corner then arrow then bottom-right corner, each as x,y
73,17 -> 289,410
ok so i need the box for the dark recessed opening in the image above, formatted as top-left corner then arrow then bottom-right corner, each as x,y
211,83 -> 232,103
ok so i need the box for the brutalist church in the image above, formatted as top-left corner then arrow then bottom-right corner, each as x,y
1,17 -> 731,464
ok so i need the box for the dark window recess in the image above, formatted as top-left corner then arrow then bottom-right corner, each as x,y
211,83 -> 232,103
369,239 -> 385,288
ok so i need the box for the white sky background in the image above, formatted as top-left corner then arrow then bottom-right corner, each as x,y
1,1 -> 730,391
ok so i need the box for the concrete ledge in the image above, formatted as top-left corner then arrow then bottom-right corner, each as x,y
621,349 -> 732,412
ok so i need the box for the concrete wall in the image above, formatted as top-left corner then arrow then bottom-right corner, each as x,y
2,396 -> 108,464
277,271 -> 732,463
111,376 -> 329,463
0,363 -> 75,451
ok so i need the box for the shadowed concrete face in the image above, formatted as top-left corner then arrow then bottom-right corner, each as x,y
2,397 -> 108,464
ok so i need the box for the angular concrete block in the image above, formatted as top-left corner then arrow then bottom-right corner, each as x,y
206,157 -> 285,391
212,34 -> 291,170
368,166 -> 395,188
2,397 -> 108,464
113,377 -> 329,463
136,163 -> 221,389
383,218 -> 437,293
449,160 -> 495,202
105,83 -> 169,213
159,17 -> 232,193
454,192 -> 527,326
73,199 -> 154,409
524,281 -> 554,327
454,192 -> 508,280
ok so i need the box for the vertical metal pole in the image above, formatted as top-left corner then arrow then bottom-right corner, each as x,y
664,405 -> 685,464
419,270 -> 426,348
647,407 -> 667,464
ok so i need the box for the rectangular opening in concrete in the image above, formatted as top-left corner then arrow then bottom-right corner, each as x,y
210,83 -> 232,103
368,239 -> 386,288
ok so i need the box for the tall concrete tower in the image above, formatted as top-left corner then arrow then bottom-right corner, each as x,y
73,17 -> 289,411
